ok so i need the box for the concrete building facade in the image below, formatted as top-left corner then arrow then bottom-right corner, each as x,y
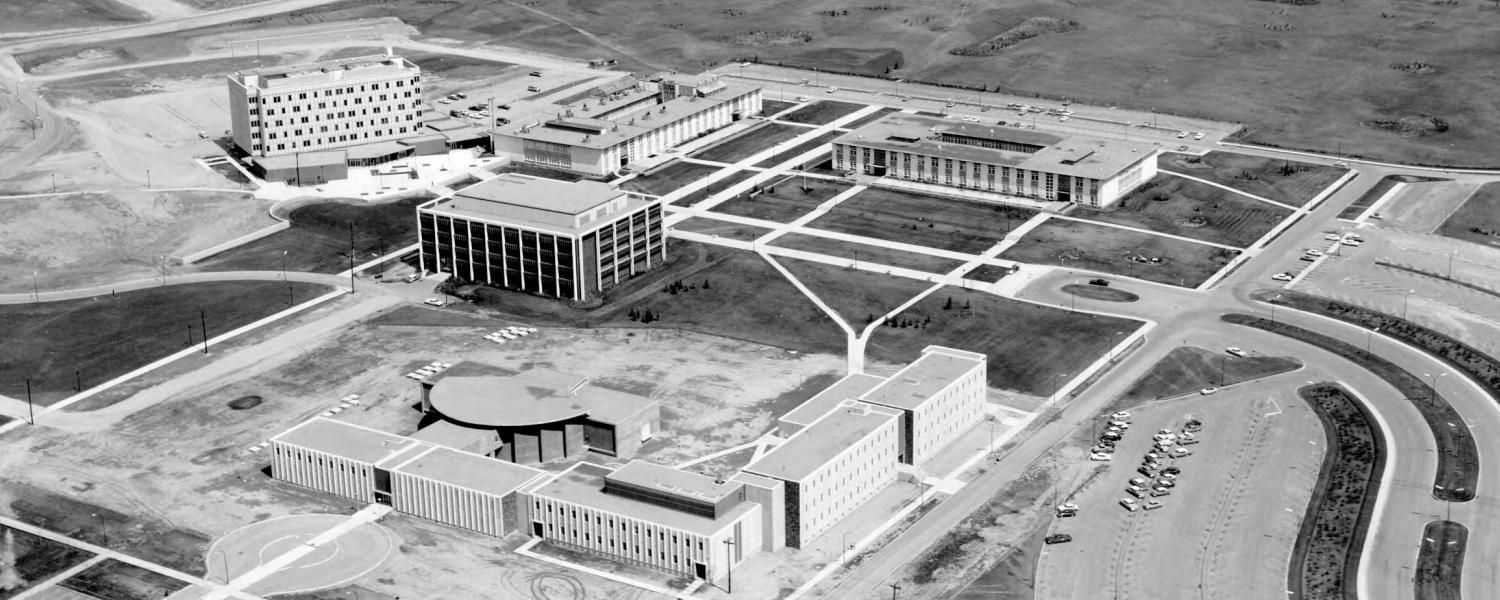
417,174 -> 665,301
228,54 -> 424,158
491,76 -> 761,176
831,114 -> 1159,208
860,346 -> 987,466
743,401 -> 902,548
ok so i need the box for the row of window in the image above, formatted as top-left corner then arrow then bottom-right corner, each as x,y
247,77 -> 421,105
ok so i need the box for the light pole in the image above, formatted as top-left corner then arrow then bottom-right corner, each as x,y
889,581 -> 902,600
722,538 -> 736,592
1425,372 -> 1446,406
146,169 -> 151,189
281,250 -> 288,281
31,271 -> 38,303
1448,251 -> 1456,278
1111,330 -> 1125,360
1051,373 -> 1069,404
1270,293 -> 1282,324
1366,326 -> 1380,354
1402,289 -> 1415,320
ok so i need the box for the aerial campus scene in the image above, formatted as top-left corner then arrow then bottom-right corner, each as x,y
1,1 -> 1500,600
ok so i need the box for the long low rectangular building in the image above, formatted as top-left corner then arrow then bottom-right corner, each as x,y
832,113 -> 1158,208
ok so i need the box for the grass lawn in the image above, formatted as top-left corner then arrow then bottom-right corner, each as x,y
1060,283 -> 1138,303
8,483 -> 209,576
486,162 -> 585,182
963,264 -> 1015,283
809,187 -> 1036,254
670,217 -> 773,242
1415,521 -> 1466,600
0,525 -> 95,600
867,287 -> 1142,395
620,161 -> 721,196
690,123 -> 811,164
1119,346 -> 1300,402
1436,182 -> 1500,249
778,258 -> 936,326
761,99 -> 797,116
1000,218 -> 1237,288
770,233 -> 967,274
674,170 -> 759,207
0,280 -> 331,404
779,101 -> 865,125
1289,384 -> 1383,600
1079,175 -> 1293,248
753,131 -> 842,168
62,559 -> 190,600
1158,152 -> 1347,207
710,178 -> 850,223
198,196 -> 433,274
841,107 -> 902,130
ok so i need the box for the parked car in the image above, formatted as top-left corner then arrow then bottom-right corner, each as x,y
1324,233 -> 1343,241
1119,498 -> 1140,511
1144,499 -> 1163,510
529,70 -> 542,76
1193,132 -> 1206,140
1150,487 -> 1172,497
1272,273 -> 1294,282
1200,387 -> 1219,395
1129,478 -> 1149,487
423,298 -> 446,307
1172,447 -> 1193,457
1045,533 -> 1073,544
1112,410 -> 1133,421
1089,452 -> 1114,461
1155,478 -> 1176,488
1176,131 -> 1190,138
1056,502 -> 1079,517
1137,466 -> 1158,477
403,273 -> 421,283
1184,419 -> 1203,432
826,87 -> 840,93
1305,249 -> 1325,257
795,95 -> 810,102
1226,347 -> 1248,357
1334,161 -> 1348,168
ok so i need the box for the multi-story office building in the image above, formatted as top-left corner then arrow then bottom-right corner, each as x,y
831,114 -> 1158,208
743,400 -> 902,549
859,346 -> 987,466
417,174 -> 665,301
491,77 -> 761,175
524,460 -> 766,581
227,53 -> 424,158
269,418 -> 547,537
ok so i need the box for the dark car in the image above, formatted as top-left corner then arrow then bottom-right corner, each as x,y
1044,534 -> 1073,544
1088,278 -> 1110,286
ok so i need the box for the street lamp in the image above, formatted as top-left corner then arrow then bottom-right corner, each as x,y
722,538 -> 736,593
1051,373 -> 1069,404
841,531 -> 855,567
1366,326 -> 1380,354
1425,372 -> 1446,405
1402,289 -> 1415,320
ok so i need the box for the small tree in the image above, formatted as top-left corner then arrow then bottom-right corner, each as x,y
703,279 -> 712,289
944,297 -> 954,310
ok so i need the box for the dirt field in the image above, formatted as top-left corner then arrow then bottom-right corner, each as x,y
196,195 -> 434,274
0,280 -> 332,404
1158,152 -> 1346,207
0,0 -> 146,33
0,191 -> 276,293
777,257 -> 935,326
1035,384 -> 1323,600
709,177 -> 850,223
1001,217 -> 1236,287
777,101 -> 864,126
690,123 -> 810,163
770,233 -> 967,274
1081,175 -> 1293,248
669,216 -> 772,241
869,287 -> 1141,395
1436,182 -> 1500,249
809,187 -> 1036,254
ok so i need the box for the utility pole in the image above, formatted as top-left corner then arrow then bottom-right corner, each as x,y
889,582 -> 902,600
200,310 -> 209,354
25,378 -> 34,425
722,538 -> 736,593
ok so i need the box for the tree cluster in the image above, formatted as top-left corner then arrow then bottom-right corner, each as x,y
664,279 -> 711,294
628,307 -> 660,323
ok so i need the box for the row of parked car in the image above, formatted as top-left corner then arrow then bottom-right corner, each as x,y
1273,232 -> 1364,282
1120,418 -> 1203,512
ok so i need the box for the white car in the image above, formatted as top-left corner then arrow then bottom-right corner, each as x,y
437,98 -> 453,104
1226,347 -> 1248,357
1272,273 -> 1294,282
423,298 -> 445,307
1111,410 -> 1133,421
795,95 -> 810,102
1324,233 -> 1342,241
1199,387 -> 1219,395
962,116 -> 981,122
1177,131 -> 1190,138
1305,249 -> 1324,257
1057,502 -> 1080,513
1334,161 -> 1349,168
1193,132 -> 1206,140
1089,452 -> 1113,461
1144,499 -> 1163,510
1059,115 -> 1070,122
1172,447 -> 1193,457
826,87 -> 839,93
1109,420 -> 1130,429
1341,238 -> 1362,246
1120,498 -> 1140,511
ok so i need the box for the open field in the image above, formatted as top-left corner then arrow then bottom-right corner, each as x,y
674,170 -> 758,206
0,191 -> 276,294
752,131 -> 841,168
1000,218 -> 1235,287
0,525 -> 95,600
1225,310 -> 1477,502
62,559 -> 190,600
620,161 -> 721,196
197,196 -> 433,274
869,287 -> 1141,394
39,55 -> 286,103
778,101 -> 864,126
809,187 -> 1035,254
0,0 -> 145,33
709,177 -> 850,223
841,107 -> 902,130
778,258 -> 935,326
1060,283 -> 1136,303
770,233 -> 966,274
0,280 -> 331,405
1415,521 -> 1466,600
669,216 -> 772,241
690,123 -> 808,163
1436,183 -> 1500,248
6,484 -> 210,576
1158,152 -> 1346,207
1120,346 -> 1300,401
1288,384 -> 1383,600
1081,175 -> 1293,248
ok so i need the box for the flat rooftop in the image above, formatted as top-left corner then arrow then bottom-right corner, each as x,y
779,373 -> 887,427
606,460 -> 738,503
389,445 -> 546,498
233,55 -> 417,89
834,114 -> 1158,180
422,174 -> 655,236
861,348 -> 985,411
427,364 -> 656,428
272,417 -> 419,464
495,81 -> 759,150
531,463 -> 756,536
744,402 -> 901,482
